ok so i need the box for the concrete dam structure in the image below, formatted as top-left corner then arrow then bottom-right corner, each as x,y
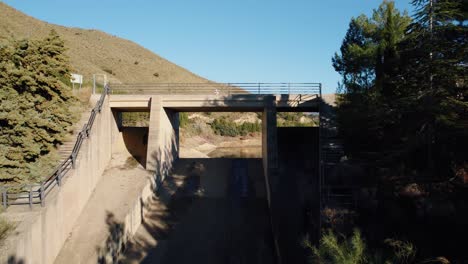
1,83 -> 325,264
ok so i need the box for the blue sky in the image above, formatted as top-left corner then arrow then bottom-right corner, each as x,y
3,0 -> 414,94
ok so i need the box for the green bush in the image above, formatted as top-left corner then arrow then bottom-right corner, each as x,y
277,112 -> 318,127
304,229 -> 421,264
121,112 -> 149,127
210,118 -> 260,137
179,112 -> 189,128
304,229 -> 367,264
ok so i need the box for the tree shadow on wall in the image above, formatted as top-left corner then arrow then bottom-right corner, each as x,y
96,211 -> 125,264
147,134 -> 179,194
7,256 -> 24,264
94,138 -> 199,263
119,158 -> 204,263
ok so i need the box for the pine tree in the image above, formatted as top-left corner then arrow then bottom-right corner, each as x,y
333,1 -> 411,156
0,30 -> 78,183
396,0 -> 468,175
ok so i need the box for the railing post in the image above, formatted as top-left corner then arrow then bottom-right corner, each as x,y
40,182 -> 45,207
71,153 -> 76,169
319,83 -> 322,98
258,83 -> 261,94
29,186 -> 33,209
57,167 -> 63,187
2,188 -> 7,208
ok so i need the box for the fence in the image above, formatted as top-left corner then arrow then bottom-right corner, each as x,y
109,83 -> 322,96
1,85 -> 110,208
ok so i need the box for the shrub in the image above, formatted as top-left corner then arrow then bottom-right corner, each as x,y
210,119 -> 260,137
304,229 -> 423,264
121,112 -> 149,127
180,112 -> 189,128
304,229 -> 367,264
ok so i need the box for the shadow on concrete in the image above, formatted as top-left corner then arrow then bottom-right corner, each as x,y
116,158 -> 275,264
275,127 -> 319,264
121,127 -> 149,168
96,212 -> 126,264
6,256 -> 24,264
170,93 -> 321,113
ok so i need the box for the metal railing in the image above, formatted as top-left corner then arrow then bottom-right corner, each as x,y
1,85 -> 110,208
109,83 -> 321,96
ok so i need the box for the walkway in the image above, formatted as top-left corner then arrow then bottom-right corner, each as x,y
54,153 -> 152,264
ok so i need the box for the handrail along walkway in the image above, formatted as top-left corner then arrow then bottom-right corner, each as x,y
1,85 -> 110,208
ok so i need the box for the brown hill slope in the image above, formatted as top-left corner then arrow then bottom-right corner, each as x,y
0,2 -> 209,84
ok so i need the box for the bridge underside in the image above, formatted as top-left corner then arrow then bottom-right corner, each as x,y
109,93 -> 319,203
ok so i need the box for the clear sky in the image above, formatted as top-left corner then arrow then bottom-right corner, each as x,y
3,0 -> 414,94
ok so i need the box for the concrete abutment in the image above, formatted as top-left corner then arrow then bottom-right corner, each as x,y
145,96 -> 180,183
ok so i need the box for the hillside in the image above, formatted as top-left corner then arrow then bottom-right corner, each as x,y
0,2 -> 209,84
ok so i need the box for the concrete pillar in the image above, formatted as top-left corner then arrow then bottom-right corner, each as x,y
262,96 -> 282,263
262,95 -> 278,207
146,97 -> 179,184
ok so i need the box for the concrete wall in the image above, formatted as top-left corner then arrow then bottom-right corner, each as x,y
146,96 -> 179,184
260,96 -> 283,263
0,95 -> 119,264
262,96 -> 278,207
276,127 -> 319,263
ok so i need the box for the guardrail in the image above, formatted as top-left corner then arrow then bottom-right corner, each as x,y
1,85 -> 110,208
110,83 -> 322,96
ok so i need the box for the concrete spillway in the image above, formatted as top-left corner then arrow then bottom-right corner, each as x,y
119,158 -> 276,264
1,91 -> 322,264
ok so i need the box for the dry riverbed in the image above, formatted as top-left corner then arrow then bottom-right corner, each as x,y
180,133 -> 261,158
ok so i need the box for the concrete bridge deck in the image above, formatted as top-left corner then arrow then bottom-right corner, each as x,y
109,94 -> 320,112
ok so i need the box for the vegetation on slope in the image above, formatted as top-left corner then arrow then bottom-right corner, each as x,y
210,118 -> 261,137
0,208 -> 13,243
277,112 -> 318,127
0,31 -> 79,184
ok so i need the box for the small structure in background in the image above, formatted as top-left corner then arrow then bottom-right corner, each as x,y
70,73 -> 83,89
93,74 -> 108,94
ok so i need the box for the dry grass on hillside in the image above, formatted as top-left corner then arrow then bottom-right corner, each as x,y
0,3 -> 210,85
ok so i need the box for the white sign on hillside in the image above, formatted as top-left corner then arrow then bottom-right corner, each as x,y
70,73 -> 83,89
